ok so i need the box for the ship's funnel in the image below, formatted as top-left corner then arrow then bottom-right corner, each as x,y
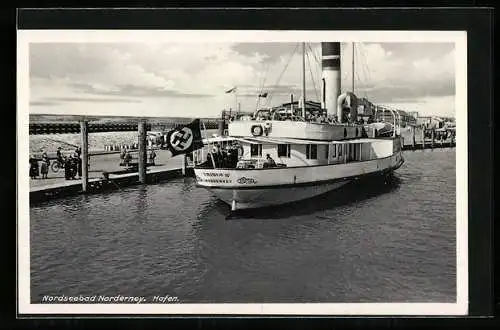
321,42 -> 341,119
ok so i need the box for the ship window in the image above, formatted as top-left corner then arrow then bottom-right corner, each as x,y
306,144 -> 317,159
332,144 -> 337,157
338,144 -> 342,156
325,145 -> 329,159
278,144 -> 291,158
251,144 -> 262,157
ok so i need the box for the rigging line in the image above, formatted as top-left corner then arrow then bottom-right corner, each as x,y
305,48 -> 320,102
255,61 -> 270,111
259,61 -> 270,94
359,43 -> 372,92
361,43 -> 372,82
308,43 -> 322,76
263,43 -> 299,108
361,47 -> 372,99
354,69 -> 366,99
356,44 -> 368,91
353,46 -> 366,97
308,43 -> 322,82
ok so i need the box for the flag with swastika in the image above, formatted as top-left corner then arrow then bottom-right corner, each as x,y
165,119 -> 204,157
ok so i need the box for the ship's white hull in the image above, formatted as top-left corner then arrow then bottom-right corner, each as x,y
195,152 -> 404,211
209,180 -> 351,210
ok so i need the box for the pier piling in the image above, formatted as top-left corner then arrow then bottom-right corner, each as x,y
422,129 -> 426,149
182,155 -> 187,176
431,129 -> 435,149
218,119 -> 225,136
138,120 -> 147,184
412,126 -> 416,149
80,120 -> 89,193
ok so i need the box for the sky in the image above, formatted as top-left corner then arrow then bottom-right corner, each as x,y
29,42 -> 456,118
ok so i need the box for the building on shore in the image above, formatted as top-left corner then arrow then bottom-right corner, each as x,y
416,115 -> 455,129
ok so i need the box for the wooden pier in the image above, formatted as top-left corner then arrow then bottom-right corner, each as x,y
29,148 -> 195,204
402,140 -> 455,151
30,166 -> 194,204
29,115 -> 200,204
400,126 -> 455,151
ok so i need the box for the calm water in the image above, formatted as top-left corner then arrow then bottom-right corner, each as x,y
30,149 -> 456,303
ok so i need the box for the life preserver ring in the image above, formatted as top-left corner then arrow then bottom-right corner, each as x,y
251,125 -> 264,136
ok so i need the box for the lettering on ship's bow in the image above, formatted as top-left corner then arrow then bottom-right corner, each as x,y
196,171 -> 232,184
237,177 -> 257,184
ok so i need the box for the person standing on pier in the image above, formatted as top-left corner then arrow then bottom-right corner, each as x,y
149,149 -> 157,166
29,154 -> 39,179
75,152 -> 82,178
40,154 -> 50,179
56,147 -> 63,163
70,154 -> 78,179
124,150 -> 132,167
65,154 -> 74,179
64,156 -> 71,180
120,146 -> 126,162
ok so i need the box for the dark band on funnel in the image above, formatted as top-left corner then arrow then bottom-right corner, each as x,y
322,58 -> 340,69
321,42 -> 340,57
321,42 -> 340,69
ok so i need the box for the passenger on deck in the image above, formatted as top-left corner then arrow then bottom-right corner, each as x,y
206,152 -> 215,167
225,149 -> 238,168
263,154 -> 276,168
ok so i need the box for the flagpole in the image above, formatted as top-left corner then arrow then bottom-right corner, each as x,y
301,42 -> 306,119
201,121 -> 216,169
234,86 -> 238,114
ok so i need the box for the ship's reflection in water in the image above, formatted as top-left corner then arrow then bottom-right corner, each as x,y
30,150 -> 456,304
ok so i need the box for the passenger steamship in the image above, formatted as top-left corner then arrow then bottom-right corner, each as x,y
194,42 -> 404,211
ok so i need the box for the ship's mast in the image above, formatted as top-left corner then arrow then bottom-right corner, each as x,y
352,42 -> 355,93
301,42 -> 306,119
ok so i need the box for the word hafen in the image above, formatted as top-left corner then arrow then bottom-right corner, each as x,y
41,294 -> 146,304
152,295 -> 180,303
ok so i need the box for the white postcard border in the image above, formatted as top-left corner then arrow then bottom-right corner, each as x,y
17,29 -> 468,316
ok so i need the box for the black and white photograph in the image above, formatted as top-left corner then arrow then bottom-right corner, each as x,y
18,28 -> 468,315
